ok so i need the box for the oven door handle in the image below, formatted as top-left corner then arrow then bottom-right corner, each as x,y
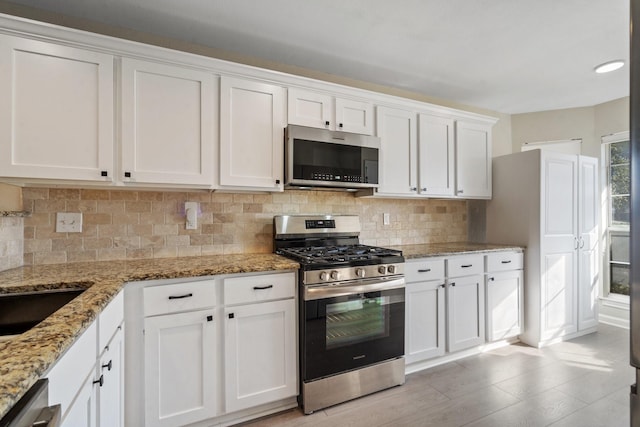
304,276 -> 405,301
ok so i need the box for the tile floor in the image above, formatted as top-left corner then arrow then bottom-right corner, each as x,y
239,324 -> 633,427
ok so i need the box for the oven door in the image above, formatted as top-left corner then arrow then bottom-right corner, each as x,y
302,277 -> 405,382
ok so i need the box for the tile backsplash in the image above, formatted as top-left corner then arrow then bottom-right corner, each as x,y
0,216 -> 24,270
21,187 -> 468,265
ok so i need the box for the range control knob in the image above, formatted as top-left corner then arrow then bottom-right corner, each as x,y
320,271 -> 329,281
378,265 -> 387,274
388,265 -> 397,274
330,270 -> 341,280
356,268 -> 366,278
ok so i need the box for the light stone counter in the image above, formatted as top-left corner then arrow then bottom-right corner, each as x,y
0,254 -> 299,420
393,242 -> 524,259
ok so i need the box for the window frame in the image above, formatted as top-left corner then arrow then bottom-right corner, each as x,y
601,131 -> 630,302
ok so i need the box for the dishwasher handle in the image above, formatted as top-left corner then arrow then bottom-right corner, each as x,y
32,404 -> 61,427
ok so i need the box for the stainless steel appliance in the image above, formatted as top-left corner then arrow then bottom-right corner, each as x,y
284,125 -> 380,190
274,215 -> 405,414
0,379 -> 60,427
631,0 -> 640,422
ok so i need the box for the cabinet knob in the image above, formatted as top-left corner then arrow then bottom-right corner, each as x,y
410,187 -> 417,192
439,284 -> 446,288
450,282 -> 456,287
275,179 -> 281,185
124,172 -> 132,178
93,375 -> 104,387
325,121 -> 330,126
207,315 -> 213,322
421,188 -> 427,192
101,360 -> 112,371
457,189 -> 464,194
101,171 -> 108,177
339,123 -> 343,128
489,277 -> 495,281
228,313 -> 234,319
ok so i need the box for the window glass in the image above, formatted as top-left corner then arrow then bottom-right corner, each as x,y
606,139 -> 630,296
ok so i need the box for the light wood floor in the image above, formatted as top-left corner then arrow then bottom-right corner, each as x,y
239,324 -> 632,427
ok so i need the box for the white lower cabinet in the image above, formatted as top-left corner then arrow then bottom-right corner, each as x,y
224,299 -> 296,412
144,309 -> 217,427
446,274 -> 485,352
405,280 -> 446,363
129,271 -> 297,427
47,291 -> 124,427
406,252 -> 523,367
484,250 -> 524,342
485,270 -> 523,341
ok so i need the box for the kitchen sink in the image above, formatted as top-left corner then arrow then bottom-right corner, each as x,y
0,288 -> 85,336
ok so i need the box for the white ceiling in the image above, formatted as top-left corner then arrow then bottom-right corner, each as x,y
4,0 -> 630,114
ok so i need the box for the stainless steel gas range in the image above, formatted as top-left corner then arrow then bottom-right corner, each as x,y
274,214 -> 406,414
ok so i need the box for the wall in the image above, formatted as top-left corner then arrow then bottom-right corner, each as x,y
21,188 -> 468,266
511,106 -> 597,157
0,216 -> 23,270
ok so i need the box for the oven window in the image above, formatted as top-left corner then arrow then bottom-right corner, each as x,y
303,288 -> 404,381
325,296 -> 390,350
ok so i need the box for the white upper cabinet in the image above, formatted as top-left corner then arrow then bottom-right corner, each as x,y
219,76 -> 285,191
288,88 -> 373,134
418,114 -> 455,197
0,35 -> 114,182
375,106 -> 418,195
455,120 -> 492,199
120,58 -> 216,187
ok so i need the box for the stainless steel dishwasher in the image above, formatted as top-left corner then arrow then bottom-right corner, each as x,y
0,379 -> 60,427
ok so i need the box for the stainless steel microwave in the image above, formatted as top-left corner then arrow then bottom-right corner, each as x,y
285,125 -> 380,190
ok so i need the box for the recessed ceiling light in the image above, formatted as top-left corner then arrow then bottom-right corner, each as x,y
594,60 -> 625,73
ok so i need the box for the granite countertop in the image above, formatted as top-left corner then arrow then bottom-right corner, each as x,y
393,242 -> 524,259
0,253 -> 299,420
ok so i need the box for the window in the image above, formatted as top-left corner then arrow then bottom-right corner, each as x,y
603,133 -> 630,297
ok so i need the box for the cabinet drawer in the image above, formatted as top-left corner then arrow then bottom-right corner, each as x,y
486,251 -> 523,272
98,290 -> 123,350
405,258 -> 445,283
224,272 -> 295,305
447,255 -> 484,277
144,279 -> 216,316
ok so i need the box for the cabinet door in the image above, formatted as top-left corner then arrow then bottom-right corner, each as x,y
375,106 -> 418,195
287,88 -> 332,129
220,76 -> 285,190
418,114 -> 455,196
62,371 -> 98,427
578,156 -> 599,330
541,152 -> 578,340
144,310 -> 217,427
446,275 -> 485,352
405,281 -> 446,363
121,58 -> 216,186
454,121 -> 492,198
335,97 -> 373,135
225,299 -> 297,413
0,35 -> 114,182
98,324 -> 124,427
486,270 -> 522,341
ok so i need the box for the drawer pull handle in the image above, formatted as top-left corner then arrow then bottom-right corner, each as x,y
168,293 -> 193,300
93,374 -> 104,387
253,285 -> 274,290
501,260 -> 512,264
418,269 -> 432,273
461,264 -> 473,268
